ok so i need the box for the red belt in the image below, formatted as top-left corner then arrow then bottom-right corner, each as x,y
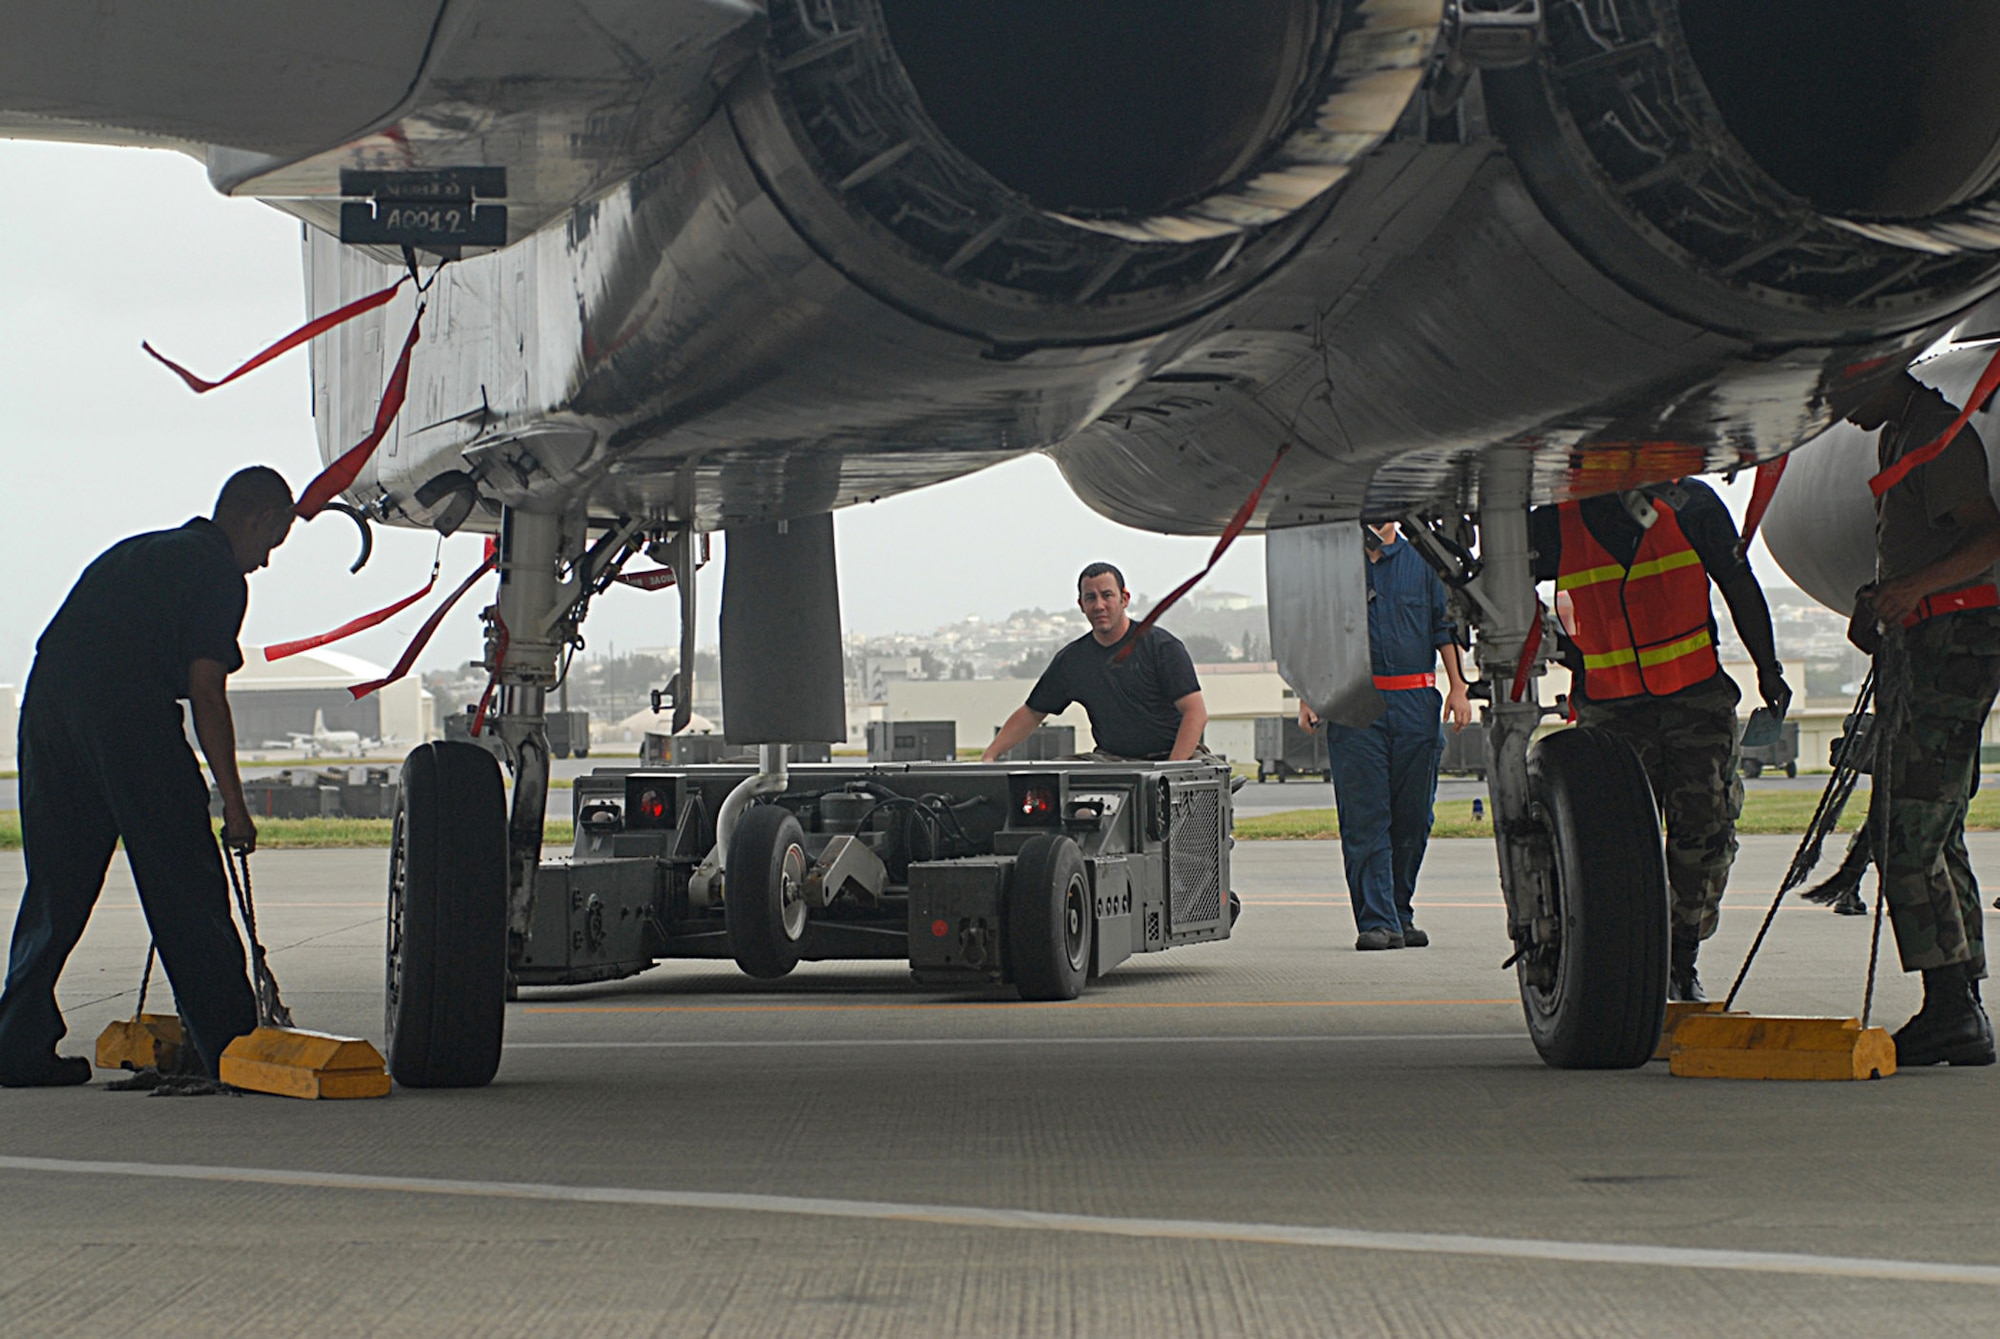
1373,672 -> 1436,691
1902,583 -> 2000,628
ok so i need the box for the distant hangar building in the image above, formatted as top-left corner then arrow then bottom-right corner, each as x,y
226,647 -> 436,751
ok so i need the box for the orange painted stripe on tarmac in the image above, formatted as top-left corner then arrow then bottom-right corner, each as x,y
1248,903 -> 1504,911
524,997 -> 1518,1016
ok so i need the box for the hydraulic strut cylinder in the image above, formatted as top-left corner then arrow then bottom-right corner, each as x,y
1471,476 -> 1557,949
492,508 -> 565,939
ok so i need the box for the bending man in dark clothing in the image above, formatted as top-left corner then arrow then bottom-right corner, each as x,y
0,467 -> 295,1086
983,563 -> 1208,762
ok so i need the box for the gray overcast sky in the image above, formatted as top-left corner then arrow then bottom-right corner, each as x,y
0,139 -> 1780,688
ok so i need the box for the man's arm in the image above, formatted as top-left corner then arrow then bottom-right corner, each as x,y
1439,643 -> 1473,731
1871,495 -> 2000,624
189,658 -> 255,853
1716,570 -> 1789,714
981,705 -> 1049,762
1168,691 -> 1207,761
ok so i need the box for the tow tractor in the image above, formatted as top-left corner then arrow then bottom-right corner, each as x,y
521,755 -> 1235,996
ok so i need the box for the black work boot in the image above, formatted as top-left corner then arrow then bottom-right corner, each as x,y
1804,841 -> 1871,915
1893,965 -> 1997,1067
1803,868 -> 1869,915
1668,936 -> 1705,1003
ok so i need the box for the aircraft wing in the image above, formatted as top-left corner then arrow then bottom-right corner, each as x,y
0,0 -> 763,240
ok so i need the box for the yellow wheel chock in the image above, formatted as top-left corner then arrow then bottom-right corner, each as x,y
219,1027 -> 391,1100
1668,1013 -> 1895,1081
95,1013 -> 184,1073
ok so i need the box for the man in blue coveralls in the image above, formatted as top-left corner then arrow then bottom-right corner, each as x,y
1299,522 -> 1471,950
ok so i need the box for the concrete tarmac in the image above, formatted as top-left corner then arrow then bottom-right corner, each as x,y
0,837 -> 1995,1336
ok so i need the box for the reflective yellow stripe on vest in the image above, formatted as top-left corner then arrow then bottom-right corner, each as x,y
1625,548 -> 1704,583
1635,628 -> 1712,668
1555,561 -> 1628,592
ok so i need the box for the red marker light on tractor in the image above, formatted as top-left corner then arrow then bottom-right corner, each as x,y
637,788 -> 667,822
931,919 -> 949,938
1020,786 -> 1056,820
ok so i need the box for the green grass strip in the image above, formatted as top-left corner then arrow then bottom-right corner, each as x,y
5,788 -> 1995,848
0,814 -> 574,852
1235,789 -> 2000,841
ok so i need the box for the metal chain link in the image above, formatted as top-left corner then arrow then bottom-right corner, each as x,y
1723,668 -> 1876,1009
133,944 -> 155,1021
1861,627 -> 1913,1027
222,843 -> 292,1029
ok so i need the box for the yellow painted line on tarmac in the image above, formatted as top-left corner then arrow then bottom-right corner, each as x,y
522,999 -> 1523,1017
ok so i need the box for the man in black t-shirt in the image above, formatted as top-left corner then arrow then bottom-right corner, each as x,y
0,467 -> 295,1087
983,563 -> 1208,762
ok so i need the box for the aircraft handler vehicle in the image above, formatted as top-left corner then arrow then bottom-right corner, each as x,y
386,748 -> 1234,1083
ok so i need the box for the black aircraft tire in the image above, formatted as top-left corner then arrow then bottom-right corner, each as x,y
1519,727 -> 1669,1070
386,741 -> 509,1089
1009,834 -> 1092,1002
726,805 -> 809,980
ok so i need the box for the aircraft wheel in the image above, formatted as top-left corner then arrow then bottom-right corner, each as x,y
1518,727 -> 1668,1069
1009,834 -> 1091,1001
386,741 -> 508,1088
725,805 -> 808,979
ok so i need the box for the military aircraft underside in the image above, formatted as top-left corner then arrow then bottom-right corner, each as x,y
12,0 -> 2000,1080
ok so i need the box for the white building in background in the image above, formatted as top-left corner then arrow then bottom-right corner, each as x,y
886,678 -> 1096,754
0,683 -> 16,768
228,647 -> 435,754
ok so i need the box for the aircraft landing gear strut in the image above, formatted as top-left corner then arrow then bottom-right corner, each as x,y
385,503 -> 650,1087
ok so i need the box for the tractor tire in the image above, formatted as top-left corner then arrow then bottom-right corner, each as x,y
1518,727 -> 1669,1069
1008,834 -> 1092,1001
725,805 -> 809,980
385,741 -> 509,1088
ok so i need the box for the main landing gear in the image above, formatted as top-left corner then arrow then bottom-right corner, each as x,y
1404,471 -> 1669,1069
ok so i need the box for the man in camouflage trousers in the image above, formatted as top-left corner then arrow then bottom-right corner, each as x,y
1847,370 -> 2000,1067
1574,680 -> 1742,948
1875,619 -> 2000,977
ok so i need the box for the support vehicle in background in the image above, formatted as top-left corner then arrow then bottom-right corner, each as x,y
489,758 -> 1234,1005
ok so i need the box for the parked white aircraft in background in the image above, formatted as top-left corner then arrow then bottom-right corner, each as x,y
286,710 -> 379,759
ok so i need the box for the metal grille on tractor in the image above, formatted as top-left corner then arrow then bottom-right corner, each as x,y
1166,779 -> 1224,931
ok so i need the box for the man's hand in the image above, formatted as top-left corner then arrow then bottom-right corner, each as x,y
1168,691 -> 1208,762
1443,683 -> 1473,733
1297,702 -> 1320,731
1756,664 -> 1792,718
221,802 -> 258,855
1869,576 -> 1926,626
981,705 -> 1048,762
